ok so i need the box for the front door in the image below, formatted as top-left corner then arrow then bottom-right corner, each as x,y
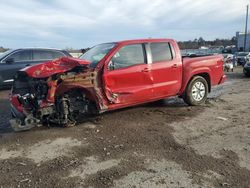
103,44 -> 153,107
0,50 -> 32,86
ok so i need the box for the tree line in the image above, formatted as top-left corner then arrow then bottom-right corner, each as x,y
0,47 -> 8,53
178,37 -> 236,49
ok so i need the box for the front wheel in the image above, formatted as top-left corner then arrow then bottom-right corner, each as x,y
183,76 -> 208,106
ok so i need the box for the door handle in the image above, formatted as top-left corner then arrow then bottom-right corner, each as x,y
172,64 -> 178,68
141,68 -> 149,72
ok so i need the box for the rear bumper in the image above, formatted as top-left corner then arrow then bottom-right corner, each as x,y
218,75 -> 227,85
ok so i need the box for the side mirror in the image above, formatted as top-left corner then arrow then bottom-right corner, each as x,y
5,58 -> 14,64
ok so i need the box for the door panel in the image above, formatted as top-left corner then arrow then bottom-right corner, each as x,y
149,42 -> 182,97
0,63 -> 28,83
0,50 -> 32,86
103,44 -> 153,105
104,64 -> 153,104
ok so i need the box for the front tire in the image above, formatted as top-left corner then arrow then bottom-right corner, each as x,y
183,76 -> 208,106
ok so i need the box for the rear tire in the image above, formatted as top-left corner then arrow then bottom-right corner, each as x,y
183,76 -> 208,106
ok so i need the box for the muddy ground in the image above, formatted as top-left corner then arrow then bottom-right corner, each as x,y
0,67 -> 249,188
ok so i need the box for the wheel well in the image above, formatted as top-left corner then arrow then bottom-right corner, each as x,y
61,88 -> 99,114
57,88 -> 94,101
192,73 -> 211,92
58,88 -> 98,106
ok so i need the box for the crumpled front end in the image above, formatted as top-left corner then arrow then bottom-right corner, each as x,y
10,71 -> 56,131
9,57 -> 104,131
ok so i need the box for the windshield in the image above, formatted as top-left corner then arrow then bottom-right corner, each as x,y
79,43 -> 116,68
0,50 -> 14,60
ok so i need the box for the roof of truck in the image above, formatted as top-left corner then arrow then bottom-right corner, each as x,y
116,38 -> 175,45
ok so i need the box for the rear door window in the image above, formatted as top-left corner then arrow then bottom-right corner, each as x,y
110,44 -> 145,70
8,50 -> 32,62
150,42 -> 173,62
33,50 -> 53,60
51,51 -> 65,59
33,50 -> 64,61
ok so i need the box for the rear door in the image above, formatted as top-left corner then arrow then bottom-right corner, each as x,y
0,50 -> 32,85
103,44 -> 154,105
149,42 -> 182,97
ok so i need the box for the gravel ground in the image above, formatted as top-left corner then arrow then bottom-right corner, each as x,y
0,67 -> 249,188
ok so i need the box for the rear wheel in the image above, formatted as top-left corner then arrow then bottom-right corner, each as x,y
183,76 -> 208,106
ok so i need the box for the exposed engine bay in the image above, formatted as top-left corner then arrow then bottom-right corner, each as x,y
10,59 -> 101,132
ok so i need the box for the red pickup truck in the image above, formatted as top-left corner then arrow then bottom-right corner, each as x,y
10,39 -> 226,131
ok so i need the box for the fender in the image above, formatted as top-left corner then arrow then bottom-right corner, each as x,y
52,72 -> 108,112
179,67 -> 211,96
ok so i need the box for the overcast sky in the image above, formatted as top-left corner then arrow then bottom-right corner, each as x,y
0,0 -> 249,49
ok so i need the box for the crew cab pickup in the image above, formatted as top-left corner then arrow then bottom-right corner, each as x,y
10,39 -> 226,131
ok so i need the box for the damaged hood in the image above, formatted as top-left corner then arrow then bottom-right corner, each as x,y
21,57 -> 90,78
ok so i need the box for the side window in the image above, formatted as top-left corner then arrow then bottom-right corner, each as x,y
51,51 -> 65,59
150,42 -> 173,62
109,44 -> 145,70
33,50 -> 57,60
8,50 -> 32,62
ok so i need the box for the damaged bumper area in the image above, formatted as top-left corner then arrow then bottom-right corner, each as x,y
10,74 -> 55,131
9,57 -> 103,131
10,115 -> 42,132
10,97 -> 42,131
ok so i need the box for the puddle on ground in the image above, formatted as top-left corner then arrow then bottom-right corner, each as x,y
0,137 -> 85,163
113,159 -> 214,188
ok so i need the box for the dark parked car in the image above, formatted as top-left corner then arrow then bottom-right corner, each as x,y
0,48 -> 72,88
243,62 -> 250,77
237,52 -> 250,66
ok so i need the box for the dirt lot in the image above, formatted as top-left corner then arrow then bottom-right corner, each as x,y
0,67 -> 249,188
